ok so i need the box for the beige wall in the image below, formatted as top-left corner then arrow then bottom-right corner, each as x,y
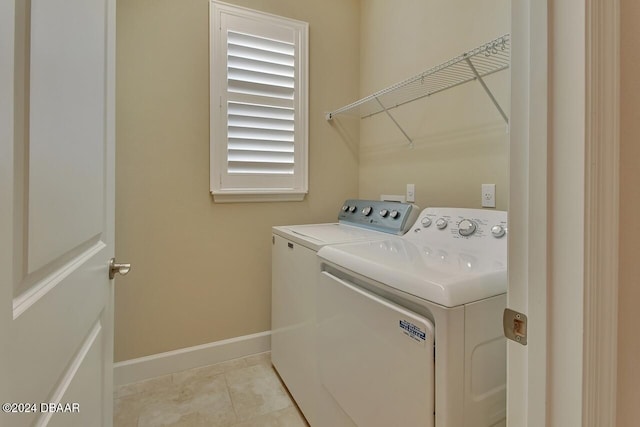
617,0 -> 640,423
115,0 -> 512,362
115,0 -> 360,361
115,1 -> 640,420
357,0 -> 510,210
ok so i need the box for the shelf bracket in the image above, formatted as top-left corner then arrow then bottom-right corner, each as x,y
374,97 -> 414,147
464,57 -> 509,124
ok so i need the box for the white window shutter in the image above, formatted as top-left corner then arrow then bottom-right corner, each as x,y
227,101 -> 295,174
210,2 -> 308,202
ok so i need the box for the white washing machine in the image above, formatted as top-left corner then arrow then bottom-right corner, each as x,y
271,199 -> 420,425
316,208 -> 508,427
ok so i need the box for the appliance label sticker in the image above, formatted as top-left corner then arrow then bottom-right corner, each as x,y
399,320 -> 426,343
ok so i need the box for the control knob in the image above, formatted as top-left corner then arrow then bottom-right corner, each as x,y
348,205 -> 357,213
491,225 -> 506,238
435,218 -> 448,230
362,206 -> 373,216
341,205 -> 349,212
421,217 -> 432,227
458,219 -> 477,237
389,210 -> 400,219
379,209 -> 389,218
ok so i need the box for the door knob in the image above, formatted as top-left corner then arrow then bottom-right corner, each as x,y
109,258 -> 131,279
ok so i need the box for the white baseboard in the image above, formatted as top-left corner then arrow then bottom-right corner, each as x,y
113,330 -> 271,386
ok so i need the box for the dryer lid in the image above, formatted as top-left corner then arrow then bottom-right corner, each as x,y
318,238 -> 506,307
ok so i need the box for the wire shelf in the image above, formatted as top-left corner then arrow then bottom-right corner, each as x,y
326,34 -> 510,127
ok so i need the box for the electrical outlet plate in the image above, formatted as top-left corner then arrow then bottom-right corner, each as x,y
406,184 -> 415,203
482,184 -> 496,208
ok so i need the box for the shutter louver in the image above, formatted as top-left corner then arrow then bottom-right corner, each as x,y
227,31 -> 296,174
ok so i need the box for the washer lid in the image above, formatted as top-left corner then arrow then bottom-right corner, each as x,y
317,238 -> 507,307
272,223 -> 386,251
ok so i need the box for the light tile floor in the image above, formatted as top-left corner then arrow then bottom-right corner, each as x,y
114,352 -> 309,427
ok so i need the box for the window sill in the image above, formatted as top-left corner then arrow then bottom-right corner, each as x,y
211,190 -> 307,203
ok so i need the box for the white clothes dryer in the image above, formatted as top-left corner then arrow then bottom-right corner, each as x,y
271,199 -> 419,425
317,207 -> 508,427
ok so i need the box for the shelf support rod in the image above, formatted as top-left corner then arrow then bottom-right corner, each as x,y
374,97 -> 414,147
464,57 -> 509,124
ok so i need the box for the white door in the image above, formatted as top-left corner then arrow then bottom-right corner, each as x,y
0,0 -> 117,426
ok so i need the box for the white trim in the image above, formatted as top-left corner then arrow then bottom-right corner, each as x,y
209,1 -> 309,201
0,0 -> 15,415
507,1 -> 548,425
113,331 -> 271,386
510,1 -> 621,425
583,0 -> 620,425
211,190 -> 306,203
548,0 -> 588,424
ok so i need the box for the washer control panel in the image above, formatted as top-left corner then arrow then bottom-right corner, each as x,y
408,208 -> 507,253
338,199 -> 420,235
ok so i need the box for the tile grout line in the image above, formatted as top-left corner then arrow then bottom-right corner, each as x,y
223,369 -> 241,426
115,351 -> 307,427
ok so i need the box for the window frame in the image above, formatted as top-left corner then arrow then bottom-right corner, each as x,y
209,1 -> 309,203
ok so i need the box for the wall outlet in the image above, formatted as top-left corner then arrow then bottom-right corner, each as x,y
406,184 -> 415,203
482,184 -> 496,208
